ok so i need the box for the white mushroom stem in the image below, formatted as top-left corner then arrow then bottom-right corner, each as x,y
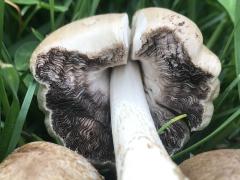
110,61 -> 187,180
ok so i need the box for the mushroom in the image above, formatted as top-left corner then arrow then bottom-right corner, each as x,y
110,8 -> 221,179
179,149 -> 240,180
30,13 -> 130,167
131,8 -> 221,154
0,141 -> 103,180
30,7 -> 221,179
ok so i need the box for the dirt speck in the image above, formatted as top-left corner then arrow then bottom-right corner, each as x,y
178,21 -> 185,26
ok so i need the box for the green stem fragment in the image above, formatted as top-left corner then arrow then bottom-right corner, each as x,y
158,114 -> 187,134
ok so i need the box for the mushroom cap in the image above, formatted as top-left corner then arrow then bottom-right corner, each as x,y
29,13 -> 130,166
30,13 -> 130,74
0,142 -> 103,180
179,149 -> 240,180
131,8 -> 221,154
132,8 -> 221,77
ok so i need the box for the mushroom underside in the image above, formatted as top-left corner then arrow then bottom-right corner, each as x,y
35,29 -> 215,159
31,10 -> 220,171
35,46 -> 126,165
136,28 -> 213,154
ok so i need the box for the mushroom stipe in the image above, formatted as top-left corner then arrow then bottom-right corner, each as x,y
30,7 -> 221,175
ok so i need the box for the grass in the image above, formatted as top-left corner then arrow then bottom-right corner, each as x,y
234,0 -> 240,99
0,0 -> 240,171
158,114 -> 187,134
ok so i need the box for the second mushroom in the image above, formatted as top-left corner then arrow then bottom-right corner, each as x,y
30,7 -> 221,179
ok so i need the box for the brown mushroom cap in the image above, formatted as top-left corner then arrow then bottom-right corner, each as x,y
179,149 -> 240,180
0,142 -> 103,180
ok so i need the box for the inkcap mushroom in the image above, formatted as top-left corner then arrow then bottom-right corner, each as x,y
0,141 -> 103,180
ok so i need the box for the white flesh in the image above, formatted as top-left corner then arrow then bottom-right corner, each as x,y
110,61 -> 187,180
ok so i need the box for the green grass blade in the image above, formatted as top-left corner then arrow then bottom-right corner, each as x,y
31,28 -> 44,41
214,106 -> 240,120
172,108 -> 240,160
234,1 -> 240,99
0,0 -> 4,53
0,105 -> 2,134
218,0 -> 236,23
31,133 -> 43,141
72,0 -> 89,20
7,81 -> 36,155
0,81 -> 36,161
0,98 -> 20,161
21,131 -> 43,141
19,5 -> 39,36
72,0 -> 82,18
207,18 -> 226,49
0,76 -> 10,115
39,1 -> 69,12
90,0 -> 100,16
0,63 -> 20,101
14,41 -> 39,72
158,114 -> 187,134
219,28 -> 234,60
187,0 -> 196,21
136,0 -> 146,10
1,42 -> 13,64
171,0 -> 181,10
215,74 -> 240,110
11,0 -> 38,5
201,13 -> 225,31
49,0 -> 55,31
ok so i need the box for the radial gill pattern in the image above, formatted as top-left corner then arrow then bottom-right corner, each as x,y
137,28 -> 213,154
34,47 -> 126,164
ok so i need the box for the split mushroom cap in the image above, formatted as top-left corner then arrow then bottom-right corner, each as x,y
179,149 -> 240,180
30,8 -> 221,172
131,8 -> 221,154
0,141 -> 103,180
30,14 -> 130,166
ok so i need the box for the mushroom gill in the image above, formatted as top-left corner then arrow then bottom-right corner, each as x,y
131,8 -> 221,154
30,8 -> 221,169
30,14 -> 130,166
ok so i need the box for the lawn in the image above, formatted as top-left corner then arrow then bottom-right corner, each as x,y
0,0 -> 239,172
